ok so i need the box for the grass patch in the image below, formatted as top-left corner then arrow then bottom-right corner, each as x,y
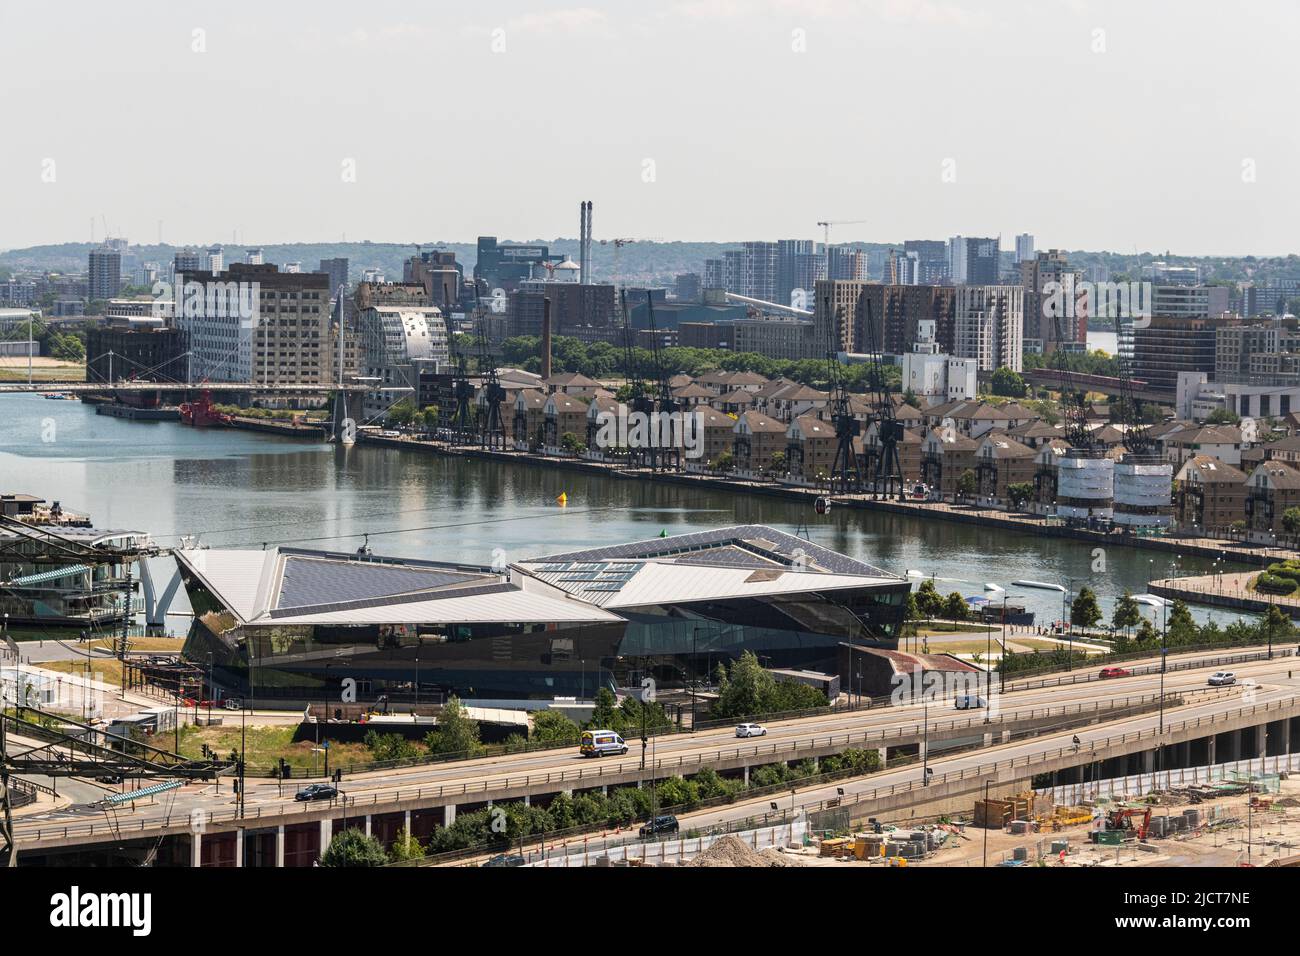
0,364 -> 85,382
176,723 -> 386,775
88,636 -> 185,653
39,658 -> 124,687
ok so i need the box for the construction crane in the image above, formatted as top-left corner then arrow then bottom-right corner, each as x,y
816,219 -> 867,276
599,237 -> 664,293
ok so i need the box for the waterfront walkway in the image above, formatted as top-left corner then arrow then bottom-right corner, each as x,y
1151,571 -> 1300,620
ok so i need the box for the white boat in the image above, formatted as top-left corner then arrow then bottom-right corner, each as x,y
1133,594 -> 1168,607
984,583 -> 1004,592
1012,580 -> 1067,593
905,569 -> 925,578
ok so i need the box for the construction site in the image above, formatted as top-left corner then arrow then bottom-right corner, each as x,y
664,774 -> 1300,869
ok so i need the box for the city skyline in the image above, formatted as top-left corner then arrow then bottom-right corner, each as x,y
2,0 -> 1298,254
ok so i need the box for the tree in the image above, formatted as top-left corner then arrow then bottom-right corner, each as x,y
560,431 -> 586,455
956,469 -> 977,500
387,399 -> 416,427
711,450 -> 735,473
387,827 -> 425,862
1206,407 -> 1240,426
363,729 -> 420,762
1006,482 -> 1034,511
914,579 -> 943,619
425,696 -> 480,756
1263,604 -> 1293,646
990,366 -> 1027,398
1070,586 -> 1102,629
320,828 -> 389,867
1282,507 -> 1300,536
531,708 -> 581,744
712,650 -> 771,718
589,687 -> 620,729
941,591 -> 970,622
1165,599 -> 1197,645
1112,590 -> 1142,636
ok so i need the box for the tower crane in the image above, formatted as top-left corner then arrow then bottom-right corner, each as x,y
816,219 -> 867,276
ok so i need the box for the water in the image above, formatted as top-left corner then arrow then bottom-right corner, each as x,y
0,394 -> 1247,629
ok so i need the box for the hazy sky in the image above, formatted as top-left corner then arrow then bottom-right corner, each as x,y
2,0 -> 1296,254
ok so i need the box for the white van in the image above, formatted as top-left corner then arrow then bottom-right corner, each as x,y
580,729 -> 629,757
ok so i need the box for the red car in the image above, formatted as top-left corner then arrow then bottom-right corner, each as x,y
1098,667 -> 1131,679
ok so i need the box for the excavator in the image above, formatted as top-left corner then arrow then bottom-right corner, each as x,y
1099,804 -> 1152,840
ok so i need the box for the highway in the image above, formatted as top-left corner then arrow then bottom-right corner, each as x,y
13,645 -> 1298,843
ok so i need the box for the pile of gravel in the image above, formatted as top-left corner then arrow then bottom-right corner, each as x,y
687,835 -> 805,867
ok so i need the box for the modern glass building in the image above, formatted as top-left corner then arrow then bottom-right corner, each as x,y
176,526 -> 910,709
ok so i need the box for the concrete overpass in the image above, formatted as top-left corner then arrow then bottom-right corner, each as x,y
10,646 -> 1298,865
1024,368 -> 1172,405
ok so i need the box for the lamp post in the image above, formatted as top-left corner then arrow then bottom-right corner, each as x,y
921,690 -> 929,785
982,779 -> 990,867
238,694 -> 247,819
206,652 -> 213,726
691,627 -> 699,731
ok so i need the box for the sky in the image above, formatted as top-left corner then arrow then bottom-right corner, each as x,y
1,0 -> 1296,255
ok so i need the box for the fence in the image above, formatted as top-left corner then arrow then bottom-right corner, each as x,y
523,819 -> 808,867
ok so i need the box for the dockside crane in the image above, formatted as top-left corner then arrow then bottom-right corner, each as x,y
1050,295 -> 1096,452
858,297 -> 903,500
825,297 -> 862,495
475,309 -> 506,450
621,289 -> 655,470
645,293 -> 681,472
447,325 -> 476,445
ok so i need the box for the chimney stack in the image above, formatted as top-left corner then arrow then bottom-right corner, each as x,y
541,296 -> 553,382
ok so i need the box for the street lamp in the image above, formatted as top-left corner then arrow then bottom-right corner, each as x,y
921,690 -> 930,785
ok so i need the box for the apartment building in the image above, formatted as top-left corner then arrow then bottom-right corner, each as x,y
1173,455 -> 1247,533
954,286 -> 1024,372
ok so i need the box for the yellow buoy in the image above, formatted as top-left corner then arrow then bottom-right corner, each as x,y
556,492 -> 568,506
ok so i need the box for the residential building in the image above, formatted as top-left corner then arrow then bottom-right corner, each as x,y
1245,460 -> 1300,543
358,303 -> 449,420
903,240 -> 947,284
786,414 -> 837,483
88,245 -> 122,301
954,286 -> 1024,372
733,411 -> 788,477
1173,455 -> 1247,533
974,433 -> 1036,507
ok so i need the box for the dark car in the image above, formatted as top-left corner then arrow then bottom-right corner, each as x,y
294,784 -> 338,802
639,815 -> 679,839
482,853 -> 526,868
95,773 -> 123,785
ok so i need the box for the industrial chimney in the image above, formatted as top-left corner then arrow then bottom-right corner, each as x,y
541,296 -> 553,382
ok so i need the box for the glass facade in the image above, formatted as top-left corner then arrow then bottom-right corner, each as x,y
178,547 -> 910,707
